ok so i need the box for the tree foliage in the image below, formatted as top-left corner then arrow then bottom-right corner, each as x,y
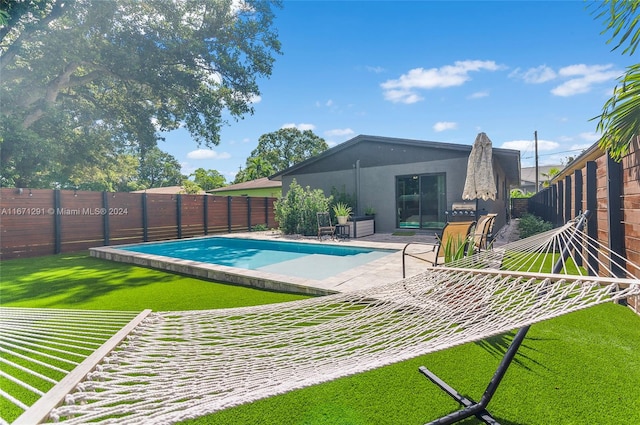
1,0 -> 282,187
249,128 -> 328,175
590,0 -> 640,160
233,156 -> 275,183
138,147 -> 183,189
192,168 -> 226,191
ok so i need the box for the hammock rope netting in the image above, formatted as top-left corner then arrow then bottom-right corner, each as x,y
2,213 -> 639,424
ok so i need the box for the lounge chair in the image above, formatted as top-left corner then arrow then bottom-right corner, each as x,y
317,212 -> 335,240
472,213 -> 497,252
402,221 -> 476,277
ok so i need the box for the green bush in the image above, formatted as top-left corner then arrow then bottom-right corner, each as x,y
518,213 -> 553,239
274,179 -> 332,236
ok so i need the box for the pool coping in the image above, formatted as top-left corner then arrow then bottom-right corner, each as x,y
89,233 -> 419,296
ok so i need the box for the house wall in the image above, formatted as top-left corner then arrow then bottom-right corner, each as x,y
282,152 -> 511,233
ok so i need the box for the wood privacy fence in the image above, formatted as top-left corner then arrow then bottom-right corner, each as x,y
0,189 -> 278,260
526,137 -> 640,312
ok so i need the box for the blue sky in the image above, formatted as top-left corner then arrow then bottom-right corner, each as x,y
162,0 -> 635,182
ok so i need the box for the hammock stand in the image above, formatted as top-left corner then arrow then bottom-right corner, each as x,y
420,212 -> 588,425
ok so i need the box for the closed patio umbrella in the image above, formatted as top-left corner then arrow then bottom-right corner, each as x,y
462,132 -> 497,201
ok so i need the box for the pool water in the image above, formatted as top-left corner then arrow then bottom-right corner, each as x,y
120,237 -> 395,280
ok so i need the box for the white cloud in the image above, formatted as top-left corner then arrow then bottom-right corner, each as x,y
281,123 -> 316,131
468,91 -> 489,99
570,142 -> 593,151
501,139 -> 559,152
511,65 -> 557,83
366,65 -> 386,74
551,64 -> 621,97
186,149 -> 231,160
578,132 -> 600,143
381,60 -> 503,104
433,121 -> 457,132
325,128 -> 355,137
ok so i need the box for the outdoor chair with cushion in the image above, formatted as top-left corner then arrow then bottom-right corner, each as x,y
401,221 -> 476,278
317,212 -> 335,240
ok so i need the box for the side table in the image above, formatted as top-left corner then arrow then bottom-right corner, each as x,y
335,224 -> 350,239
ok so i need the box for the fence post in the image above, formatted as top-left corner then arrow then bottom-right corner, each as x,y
550,185 -> 557,225
574,169 -> 583,216
176,194 -> 182,239
203,195 -> 209,235
556,180 -> 564,226
54,189 -> 61,254
247,197 -> 252,231
607,155 -> 625,277
564,175 -> 572,222
227,196 -> 232,233
102,191 -> 110,246
586,161 -> 598,275
142,193 -> 148,242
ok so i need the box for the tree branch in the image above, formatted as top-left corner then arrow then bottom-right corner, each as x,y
0,0 -> 72,71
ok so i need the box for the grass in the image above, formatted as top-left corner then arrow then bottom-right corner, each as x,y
2,253 -> 640,424
0,253 -> 309,310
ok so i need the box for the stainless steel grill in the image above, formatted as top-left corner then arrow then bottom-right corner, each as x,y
447,202 -> 476,221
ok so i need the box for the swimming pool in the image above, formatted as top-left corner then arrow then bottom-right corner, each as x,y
117,237 -> 396,281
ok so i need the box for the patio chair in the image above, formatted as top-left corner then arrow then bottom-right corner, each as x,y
317,212 -> 335,240
472,213 -> 497,252
402,221 -> 476,277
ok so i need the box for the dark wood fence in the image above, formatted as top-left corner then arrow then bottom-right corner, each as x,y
526,137 -> 640,312
0,189 -> 278,260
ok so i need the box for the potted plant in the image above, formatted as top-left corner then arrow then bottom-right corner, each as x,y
364,206 -> 376,217
332,202 -> 352,225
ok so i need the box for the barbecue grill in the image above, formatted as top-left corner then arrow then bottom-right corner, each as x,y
447,202 -> 476,222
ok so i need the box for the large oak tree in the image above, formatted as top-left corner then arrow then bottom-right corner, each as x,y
1,0 -> 282,187
234,128 -> 328,183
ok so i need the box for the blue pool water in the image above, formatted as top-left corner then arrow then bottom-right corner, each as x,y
120,237 -> 396,280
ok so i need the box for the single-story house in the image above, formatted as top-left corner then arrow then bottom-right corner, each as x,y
270,134 -> 520,233
208,177 -> 282,198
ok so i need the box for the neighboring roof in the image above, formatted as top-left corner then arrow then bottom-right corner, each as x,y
209,177 -> 282,193
131,186 -> 206,195
520,165 -> 563,185
269,134 -> 521,185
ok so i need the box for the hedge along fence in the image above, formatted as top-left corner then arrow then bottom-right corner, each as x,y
0,188 -> 278,260
527,136 -> 640,313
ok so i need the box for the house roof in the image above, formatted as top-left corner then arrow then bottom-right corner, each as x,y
131,186 -> 206,195
209,177 -> 282,193
270,134 -> 521,184
520,165 -> 563,185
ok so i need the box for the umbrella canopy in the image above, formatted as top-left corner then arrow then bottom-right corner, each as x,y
462,132 -> 497,201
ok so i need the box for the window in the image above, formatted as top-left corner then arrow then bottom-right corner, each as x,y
396,173 -> 446,229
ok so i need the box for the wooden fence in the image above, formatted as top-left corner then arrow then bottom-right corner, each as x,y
526,137 -> 640,312
0,189 -> 278,260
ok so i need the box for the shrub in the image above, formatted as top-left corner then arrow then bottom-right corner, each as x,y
518,213 -> 553,239
274,179 -> 331,236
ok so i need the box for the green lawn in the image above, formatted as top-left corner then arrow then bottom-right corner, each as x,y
1,253 -> 639,425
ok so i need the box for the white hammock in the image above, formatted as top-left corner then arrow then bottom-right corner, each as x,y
6,214 -> 640,424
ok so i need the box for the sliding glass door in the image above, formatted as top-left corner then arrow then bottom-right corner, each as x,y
396,173 -> 446,229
